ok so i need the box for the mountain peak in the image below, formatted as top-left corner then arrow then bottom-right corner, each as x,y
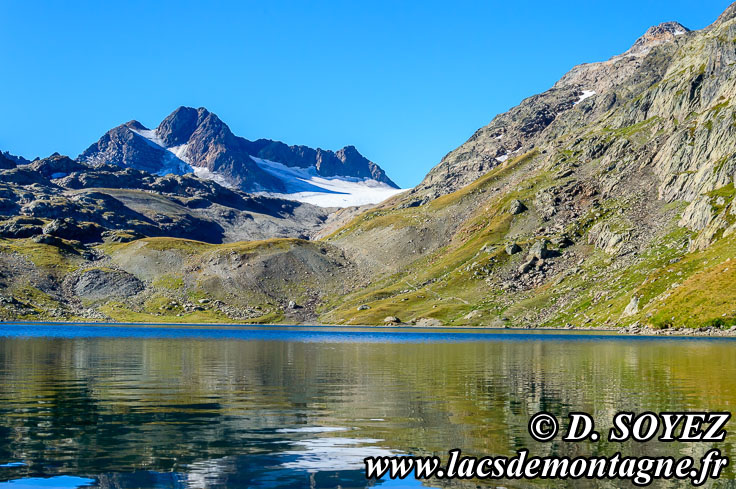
124,120 -> 147,131
643,21 -> 689,37
156,106 -> 201,147
627,21 -> 689,55
337,145 -> 360,158
78,106 -> 400,201
709,1 -> 736,28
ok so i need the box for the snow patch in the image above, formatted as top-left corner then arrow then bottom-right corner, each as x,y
192,167 -> 234,189
130,128 -> 193,176
168,144 -> 192,165
496,154 -> 509,163
132,128 -> 165,147
574,90 -> 596,105
155,153 -> 192,176
252,157 -> 407,207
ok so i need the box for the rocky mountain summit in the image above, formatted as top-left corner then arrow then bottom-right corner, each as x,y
3,3 -> 736,329
626,22 -> 689,56
80,106 -> 398,196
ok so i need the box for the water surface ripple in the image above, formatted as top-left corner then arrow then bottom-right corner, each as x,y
0,323 -> 734,488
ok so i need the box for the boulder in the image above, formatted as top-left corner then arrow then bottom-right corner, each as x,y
32,234 -> 64,246
552,234 -> 574,248
357,304 -> 370,311
621,296 -> 640,317
505,243 -> 521,255
101,230 -> 144,243
508,199 -> 527,215
383,316 -> 401,324
519,258 -> 536,274
528,239 -> 553,260
588,223 -> 628,254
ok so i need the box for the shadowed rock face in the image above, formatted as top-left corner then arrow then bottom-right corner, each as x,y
71,268 -> 143,301
78,106 -> 398,193
0,153 -> 16,170
157,106 -> 200,147
79,123 -> 173,174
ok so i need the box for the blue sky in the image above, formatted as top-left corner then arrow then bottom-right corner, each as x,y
0,1 -> 731,187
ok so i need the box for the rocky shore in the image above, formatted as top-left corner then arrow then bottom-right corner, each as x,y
3,318 -> 736,339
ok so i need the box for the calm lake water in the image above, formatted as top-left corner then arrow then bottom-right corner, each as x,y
0,323 -> 735,488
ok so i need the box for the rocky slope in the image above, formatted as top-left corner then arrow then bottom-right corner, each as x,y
0,153 -> 332,244
4,3 -> 736,329
317,3 -> 736,330
80,106 -> 399,197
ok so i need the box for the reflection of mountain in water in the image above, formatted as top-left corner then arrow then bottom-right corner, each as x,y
0,329 -> 735,487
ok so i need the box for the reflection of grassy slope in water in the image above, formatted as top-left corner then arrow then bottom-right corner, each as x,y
3,334 -> 736,484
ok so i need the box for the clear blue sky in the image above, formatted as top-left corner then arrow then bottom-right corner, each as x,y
0,1 -> 731,187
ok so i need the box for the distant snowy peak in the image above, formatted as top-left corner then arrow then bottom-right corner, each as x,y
251,157 -> 407,207
78,106 -> 403,207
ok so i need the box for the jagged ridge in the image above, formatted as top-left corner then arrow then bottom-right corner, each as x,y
79,106 -> 398,194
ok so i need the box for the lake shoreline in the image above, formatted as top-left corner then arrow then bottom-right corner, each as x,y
2,319 -> 736,338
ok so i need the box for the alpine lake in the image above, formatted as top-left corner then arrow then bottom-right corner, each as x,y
0,323 -> 735,488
